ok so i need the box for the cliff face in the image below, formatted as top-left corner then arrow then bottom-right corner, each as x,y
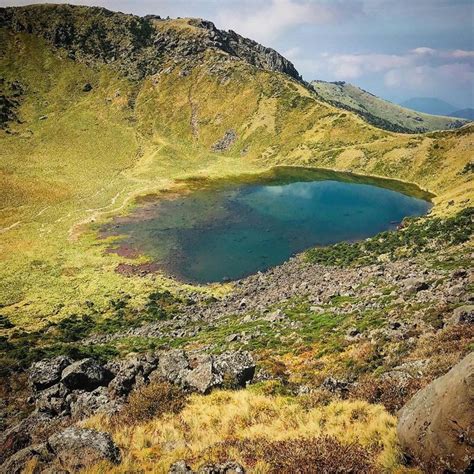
0,4 -> 301,81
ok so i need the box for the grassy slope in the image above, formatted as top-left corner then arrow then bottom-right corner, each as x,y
311,80 -> 469,133
82,389 -> 399,472
0,28 -> 473,331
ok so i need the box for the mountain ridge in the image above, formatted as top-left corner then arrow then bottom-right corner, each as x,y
400,97 -> 459,116
311,80 -> 469,133
0,4 -> 301,82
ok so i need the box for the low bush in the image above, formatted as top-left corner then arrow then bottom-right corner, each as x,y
207,436 -> 377,473
115,380 -> 187,426
349,375 -> 427,414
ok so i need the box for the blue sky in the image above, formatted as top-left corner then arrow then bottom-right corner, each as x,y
2,0 -> 473,108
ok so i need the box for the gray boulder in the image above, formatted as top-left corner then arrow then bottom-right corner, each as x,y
107,353 -> 159,398
169,460 -> 194,473
449,304 -> 474,325
151,350 -> 255,393
184,355 -> 223,394
29,356 -> 71,391
0,411 -> 53,464
48,427 -> 121,471
397,352 -> 474,472
0,443 -> 52,474
214,351 -> 255,388
157,350 -> 191,385
198,461 -> 245,473
321,377 -> 350,396
68,386 -> 122,419
61,358 -> 111,391
35,382 -> 71,415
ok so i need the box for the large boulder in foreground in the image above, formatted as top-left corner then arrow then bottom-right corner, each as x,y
397,352 -> 474,472
48,427 -> 121,471
0,427 -> 121,473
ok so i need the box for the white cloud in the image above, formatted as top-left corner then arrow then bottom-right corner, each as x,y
326,53 -> 411,79
282,46 -> 301,60
216,0 -> 362,45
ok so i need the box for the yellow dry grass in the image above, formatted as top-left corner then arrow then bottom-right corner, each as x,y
82,389 -> 401,473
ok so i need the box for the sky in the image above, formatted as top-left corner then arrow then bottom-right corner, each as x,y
2,0 -> 473,108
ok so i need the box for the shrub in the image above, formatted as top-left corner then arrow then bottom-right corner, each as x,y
349,375 -> 427,414
208,436 -> 377,473
115,380 -> 187,426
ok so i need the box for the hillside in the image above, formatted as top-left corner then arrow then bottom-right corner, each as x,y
450,108 -> 474,120
400,97 -> 458,116
311,80 -> 469,133
0,5 -> 473,474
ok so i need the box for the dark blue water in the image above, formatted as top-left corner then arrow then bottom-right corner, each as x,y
102,168 -> 432,283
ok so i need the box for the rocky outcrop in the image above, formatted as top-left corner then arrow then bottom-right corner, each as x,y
154,350 -> 255,393
0,350 -> 255,469
0,78 -> 25,129
27,350 -> 254,417
0,5 -> 301,81
29,355 -> 72,391
0,427 -> 120,473
188,19 -> 300,81
211,129 -> 237,152
397,352 -> 474,472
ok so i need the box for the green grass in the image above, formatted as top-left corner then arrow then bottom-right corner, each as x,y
305,207 -> 473,267
0,27 -> 472,336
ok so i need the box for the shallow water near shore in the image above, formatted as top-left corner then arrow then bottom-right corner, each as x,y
101,167 -> 432,283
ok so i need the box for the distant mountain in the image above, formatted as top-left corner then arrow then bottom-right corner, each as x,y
400,97 -> 457,116
311,81 -> 468,133
450,108 -> 474,120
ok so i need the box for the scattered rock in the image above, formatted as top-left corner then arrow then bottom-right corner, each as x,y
397,352 -> 474,472
226,333 -> 239,343
48,427 -> 121,471
404,278 -> 429,294
321,377 -> 350,396
169,460 -> 194,473
345,327 -> 360,340
198,461 -> 245,474
82,82 -> 93,92
264,309 -> 285,322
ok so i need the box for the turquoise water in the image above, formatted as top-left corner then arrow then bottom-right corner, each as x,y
102,168 -> 432,283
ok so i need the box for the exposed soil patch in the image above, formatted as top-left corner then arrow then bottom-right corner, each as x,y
115,262 -> 162,277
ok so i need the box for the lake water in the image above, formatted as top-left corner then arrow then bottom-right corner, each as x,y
101,167 -> 432,283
